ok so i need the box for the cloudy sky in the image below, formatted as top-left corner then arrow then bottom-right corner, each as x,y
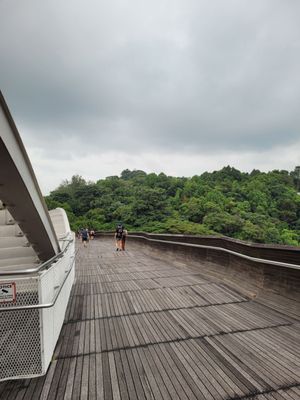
1,0 -> 300,194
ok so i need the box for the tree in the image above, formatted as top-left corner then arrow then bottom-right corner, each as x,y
203,212 -> 243,236
45,166 -> 300,246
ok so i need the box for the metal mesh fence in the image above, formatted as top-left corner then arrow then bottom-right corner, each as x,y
0,277 -> 39,307
0,277 -> 41,380
0,308 -> 42,380
0,236 -> 75,381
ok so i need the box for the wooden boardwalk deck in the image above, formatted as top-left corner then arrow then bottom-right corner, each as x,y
1,238 -> 300,399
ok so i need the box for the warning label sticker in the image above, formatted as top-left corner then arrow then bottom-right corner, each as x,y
0,282 -> 16,303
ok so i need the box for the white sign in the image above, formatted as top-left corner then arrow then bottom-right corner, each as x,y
0,282 -> 16,303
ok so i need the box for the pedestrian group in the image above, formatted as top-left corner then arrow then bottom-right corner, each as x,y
78,224 -> 128,251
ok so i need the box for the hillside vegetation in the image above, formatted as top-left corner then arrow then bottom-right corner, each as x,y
45,167 -> 300,246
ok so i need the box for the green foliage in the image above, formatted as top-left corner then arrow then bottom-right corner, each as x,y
45,167 -> 300,246
203,212 -> 243,236
161,218 -> 214,235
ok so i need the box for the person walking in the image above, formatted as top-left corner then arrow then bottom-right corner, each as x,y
121,228 -> 128,251
115,223 -> 124,251
81,228 -> 89,247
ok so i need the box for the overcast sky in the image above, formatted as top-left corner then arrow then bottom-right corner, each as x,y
1,0 -> 300,194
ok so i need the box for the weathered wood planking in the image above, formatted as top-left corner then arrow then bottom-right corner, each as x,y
1,238 -> 299,399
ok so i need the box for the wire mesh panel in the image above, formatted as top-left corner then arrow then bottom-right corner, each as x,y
0,308 -> 42,380
0,277 -> 41,379
0,236 -> 75,381
0,277 -> 39,307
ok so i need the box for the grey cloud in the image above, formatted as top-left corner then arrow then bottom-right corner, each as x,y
1,0 -> 300,159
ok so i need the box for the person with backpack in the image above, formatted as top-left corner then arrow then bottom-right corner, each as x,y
115,223 -> 124,251
81,228 -> 89,247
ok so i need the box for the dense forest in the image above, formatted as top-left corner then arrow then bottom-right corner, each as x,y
45,166 -> 300,246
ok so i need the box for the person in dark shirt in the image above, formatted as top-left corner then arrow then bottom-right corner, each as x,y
115,223 -> 124,251
121,228 -> 128,251
81,228 -> 89,247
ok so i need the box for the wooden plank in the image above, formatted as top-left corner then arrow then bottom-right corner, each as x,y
119,349 -> 139,400
63,357 -> 76,400
113,351 -> 129,400
179,341 -> 227,400
163,343 -> 206,400
108,352 -> 121,400
95,353 -> 104,399
205,336 -> 270,392
46,359 -> 64,400
80,355 -> 89,400
4,238 -> 300,398
102,351 -> 113,400
191,339 -> 244,398
140,347 -> 171,400
236,332 -> 300,383
195,338 -> 251,395
55,358 -> 71,400
154,344 -> 191,400
130,348 -> 155,400
2,380 -> 26,400
170,342 -> 214,399
71,356 -> 83,400
39,360 -> 57,400
215,333 -> 289,387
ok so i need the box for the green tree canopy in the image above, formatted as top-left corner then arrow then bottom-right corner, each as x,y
45,168 -> 300,246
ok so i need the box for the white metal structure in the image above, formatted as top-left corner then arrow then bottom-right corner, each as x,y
0,92 -> 75,381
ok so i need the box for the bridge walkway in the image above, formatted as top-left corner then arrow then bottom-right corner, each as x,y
1,238 -> 300,399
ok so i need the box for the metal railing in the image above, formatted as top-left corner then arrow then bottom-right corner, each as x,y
0,236 -> 74,276
0,251 -> 76,312
0,233 -> 76,381
128,234 -> 300,271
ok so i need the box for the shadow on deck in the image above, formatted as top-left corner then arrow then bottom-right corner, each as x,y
1,238 -> 300,399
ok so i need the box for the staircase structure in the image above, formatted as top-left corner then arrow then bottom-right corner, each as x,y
0,92 -> 75,381
0,201 -> 40,272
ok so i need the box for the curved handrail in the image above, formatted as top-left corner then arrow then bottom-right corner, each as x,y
0,236 -> 74,276
129,234 -> 300,271
0,252 -> 76,312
